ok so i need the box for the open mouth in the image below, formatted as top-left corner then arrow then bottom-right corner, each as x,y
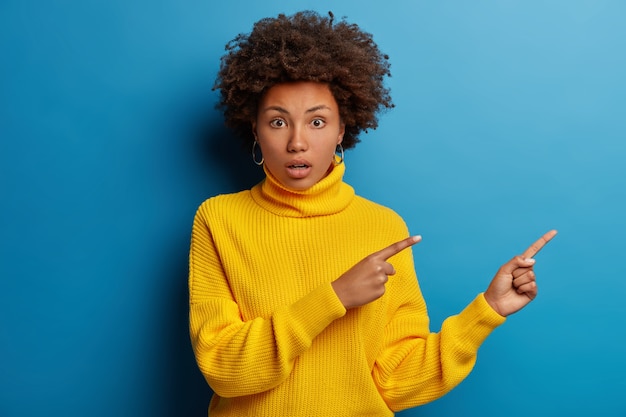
285,162 -> 312,179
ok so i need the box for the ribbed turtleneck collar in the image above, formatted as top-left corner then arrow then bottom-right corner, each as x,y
250,163 -> 355,218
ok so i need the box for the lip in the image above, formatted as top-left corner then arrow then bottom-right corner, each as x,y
285,158 -> 311,168
285,159 -> 312,179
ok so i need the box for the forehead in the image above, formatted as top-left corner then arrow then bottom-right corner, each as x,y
259,81 -> 338,110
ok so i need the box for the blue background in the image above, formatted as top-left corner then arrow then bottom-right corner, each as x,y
1,1 -> 625,416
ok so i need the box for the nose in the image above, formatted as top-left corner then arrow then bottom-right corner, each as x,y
287,126 -> 308,153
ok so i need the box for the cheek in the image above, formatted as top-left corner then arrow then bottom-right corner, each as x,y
257,139 -> 283,161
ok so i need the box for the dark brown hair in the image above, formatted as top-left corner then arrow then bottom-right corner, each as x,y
214,10 -> 393,149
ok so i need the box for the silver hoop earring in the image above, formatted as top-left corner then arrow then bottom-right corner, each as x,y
334,144 -> 344,165
252,141 -> 264,166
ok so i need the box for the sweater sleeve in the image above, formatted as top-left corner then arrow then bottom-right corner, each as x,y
372,251 -> 506,411
188,205 -> 347,398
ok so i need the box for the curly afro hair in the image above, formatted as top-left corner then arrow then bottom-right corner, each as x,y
214,10 -> 393,149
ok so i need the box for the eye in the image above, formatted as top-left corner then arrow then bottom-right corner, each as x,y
311,118 -> 326,128
270,118 -> 286,128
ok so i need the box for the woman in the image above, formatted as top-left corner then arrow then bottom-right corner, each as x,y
189,11 -> 556,416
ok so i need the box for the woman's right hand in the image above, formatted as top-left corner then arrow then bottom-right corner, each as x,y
331,236 -> 421,309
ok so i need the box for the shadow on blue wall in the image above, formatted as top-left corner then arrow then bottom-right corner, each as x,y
196,112 -> 265,194
162,252 -> 213,416
158,113 -> 263,416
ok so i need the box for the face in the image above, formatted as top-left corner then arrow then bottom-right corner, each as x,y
253,81 -> 345,191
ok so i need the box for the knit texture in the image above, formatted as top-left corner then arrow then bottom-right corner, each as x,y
189,163 -> 506,416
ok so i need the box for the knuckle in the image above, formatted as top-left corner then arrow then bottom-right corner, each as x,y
376,286 -> 386,298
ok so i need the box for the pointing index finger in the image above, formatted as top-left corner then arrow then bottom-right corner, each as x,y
522,229 -> 558,258
376,235 -> 422,260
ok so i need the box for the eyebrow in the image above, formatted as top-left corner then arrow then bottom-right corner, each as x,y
262,105 -> 333,114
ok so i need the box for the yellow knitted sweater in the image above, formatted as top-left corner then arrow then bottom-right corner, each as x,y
189,163 -> 506,416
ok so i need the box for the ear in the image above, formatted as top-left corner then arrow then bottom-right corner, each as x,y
337,122 -> 345,145
251,121 -> 258,141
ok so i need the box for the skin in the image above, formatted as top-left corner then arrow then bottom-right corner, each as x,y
253,81 -> 557,317
332,230 -> 557,316
252,81 -> 345,191
483,229 -> 558,316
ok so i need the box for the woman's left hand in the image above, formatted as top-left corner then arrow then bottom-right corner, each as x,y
484,230 -> 557,317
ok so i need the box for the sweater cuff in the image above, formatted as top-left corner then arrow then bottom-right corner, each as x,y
451,293 -> 506,348
284,282 -> 347,346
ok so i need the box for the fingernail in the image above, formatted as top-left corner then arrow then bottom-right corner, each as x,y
526,258 -> 536,264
